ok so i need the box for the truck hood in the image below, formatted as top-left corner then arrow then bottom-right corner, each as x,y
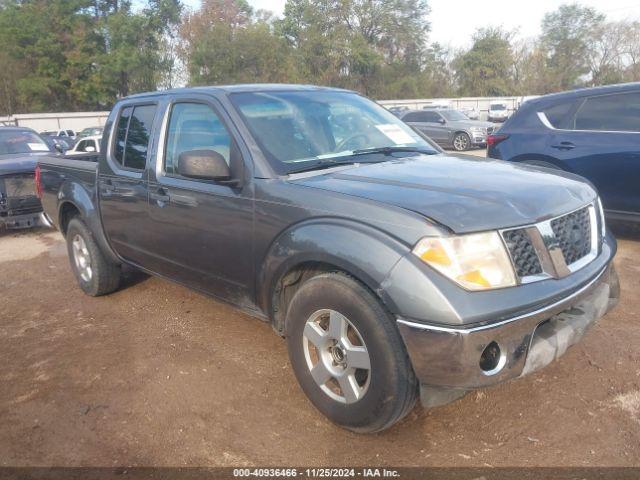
289,154 -> 597,233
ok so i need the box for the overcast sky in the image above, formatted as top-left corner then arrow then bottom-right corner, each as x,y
182,0 -> 640,48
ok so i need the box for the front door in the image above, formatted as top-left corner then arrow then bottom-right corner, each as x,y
145,98 -> 255,304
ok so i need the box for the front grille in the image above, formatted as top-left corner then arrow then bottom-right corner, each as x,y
501,204 -> 597,282
551,206 -> 592,265
502,228 -> 543,277
487,126 -> 495,135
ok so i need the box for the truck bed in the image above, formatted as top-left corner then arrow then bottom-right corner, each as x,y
37,156 -> 98,230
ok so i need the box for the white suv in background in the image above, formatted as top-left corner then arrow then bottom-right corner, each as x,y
488,102 -> 509,122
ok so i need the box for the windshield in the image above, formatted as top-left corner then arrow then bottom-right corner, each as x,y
490,104 -> 507,111
440,110 -> 469,121
0,130 -> 50,156
230,91 -> 437,173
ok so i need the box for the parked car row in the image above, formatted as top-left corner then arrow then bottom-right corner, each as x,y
39,127 -> 103,153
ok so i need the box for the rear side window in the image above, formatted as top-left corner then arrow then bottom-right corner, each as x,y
114,106 -> 132,165
574,92 -> 640,132
542,101 -> 574,128
113,104 -> 157,170
402,112 -> 422,122
422,112 -> 442,122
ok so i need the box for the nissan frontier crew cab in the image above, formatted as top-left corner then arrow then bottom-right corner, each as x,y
36,85 -> 619,433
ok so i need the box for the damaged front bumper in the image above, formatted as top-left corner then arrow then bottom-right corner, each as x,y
0,210 -> 51,229
397,264 -> 620,407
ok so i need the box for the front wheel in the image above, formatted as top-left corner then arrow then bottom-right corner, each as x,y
66,217 -> 121,296
285,273 -> 418,433
453,132 -> 471,151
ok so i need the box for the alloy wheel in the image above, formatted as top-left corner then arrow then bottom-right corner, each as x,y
71,234 -> 92,282
302,309 -> 371,404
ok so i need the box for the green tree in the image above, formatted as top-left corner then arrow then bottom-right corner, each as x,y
454,27 -> 514,96
540,3 -> 605,90
180,0 -> 299,85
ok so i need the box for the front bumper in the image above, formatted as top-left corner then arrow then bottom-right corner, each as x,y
397,263 -> 619,400
0,211 -> 51,229
469,132 -> 488,145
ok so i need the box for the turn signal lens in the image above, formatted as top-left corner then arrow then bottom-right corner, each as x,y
413,232 -> 516,291
416,243 -> 451,266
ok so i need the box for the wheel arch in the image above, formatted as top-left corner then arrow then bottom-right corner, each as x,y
511,154 -> 571,172
257,218 -> 410,335
55,192 -> 120,265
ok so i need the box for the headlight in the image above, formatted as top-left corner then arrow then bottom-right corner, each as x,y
412,232 -> 516,291
469,127 -> 485,133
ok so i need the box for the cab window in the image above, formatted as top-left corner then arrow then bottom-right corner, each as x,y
163,103 -> 231,177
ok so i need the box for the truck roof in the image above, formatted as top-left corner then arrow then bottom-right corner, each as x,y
123,84 -> 356,101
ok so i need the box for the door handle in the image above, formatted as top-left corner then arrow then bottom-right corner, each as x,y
169,193 -> 198,207
551,141 -> 575,150
100,179 -> 118,195
150,187 -> 171,206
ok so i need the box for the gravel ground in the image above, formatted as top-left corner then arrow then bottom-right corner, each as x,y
0,162 -> 639,467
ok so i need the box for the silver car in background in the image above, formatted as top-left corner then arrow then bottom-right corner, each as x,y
401,109 -> 496,151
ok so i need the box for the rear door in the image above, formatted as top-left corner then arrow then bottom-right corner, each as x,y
99,102 -> 159,265
404,111 -> 448,143
145,96 -> 254,303
546,91 -> 640,216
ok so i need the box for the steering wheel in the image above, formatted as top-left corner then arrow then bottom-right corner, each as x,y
335,133 -> 370,152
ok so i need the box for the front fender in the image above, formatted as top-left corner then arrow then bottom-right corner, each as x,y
257,218 -> 411,316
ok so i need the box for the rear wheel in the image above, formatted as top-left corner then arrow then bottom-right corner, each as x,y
285,273 -> 418,433
453,132 -> 471,151
66,217 -> 120,296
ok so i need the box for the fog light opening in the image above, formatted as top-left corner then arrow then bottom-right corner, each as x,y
480,341 -> 506,376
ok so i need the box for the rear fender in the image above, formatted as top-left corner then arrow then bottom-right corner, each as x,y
57,183 -> 120,264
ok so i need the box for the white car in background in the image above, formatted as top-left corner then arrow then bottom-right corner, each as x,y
66,135 -> 101,156
460,107 -> 479,120
488,102 -> 510,122
41,129 -> 76,139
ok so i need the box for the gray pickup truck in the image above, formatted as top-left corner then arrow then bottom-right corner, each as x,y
37,84 -> 619,433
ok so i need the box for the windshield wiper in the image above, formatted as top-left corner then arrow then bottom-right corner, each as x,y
351,146 -> 437,156
287,146 -> 436,175
287,158 -> 376,175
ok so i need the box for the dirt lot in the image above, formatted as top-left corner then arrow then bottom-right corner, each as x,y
0,220 -> 639,467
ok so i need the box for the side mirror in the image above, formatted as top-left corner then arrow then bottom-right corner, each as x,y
85,146 -> 96,153
54,143 -> 65,154
438,118 -> 446,124
178,149 -> 230,181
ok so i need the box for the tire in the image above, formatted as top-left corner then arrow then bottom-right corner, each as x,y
452,132 -> 471,151
66,217 -> 120,296
285,273 -> 418,433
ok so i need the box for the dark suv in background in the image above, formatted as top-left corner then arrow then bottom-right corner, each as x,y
487,82 -> 640,223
